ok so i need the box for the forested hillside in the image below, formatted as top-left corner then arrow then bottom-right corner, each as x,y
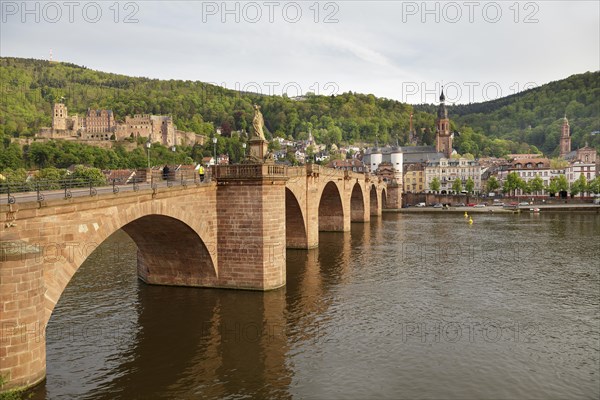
1,57 -> 427,144
416,71 -> 600,156
1,57 -> 598,171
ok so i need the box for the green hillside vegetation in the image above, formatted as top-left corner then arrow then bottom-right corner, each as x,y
415,72 -> 600,156
1,57 -> 598,172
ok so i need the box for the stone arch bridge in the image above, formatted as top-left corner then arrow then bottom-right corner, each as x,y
0,164 -> 399,391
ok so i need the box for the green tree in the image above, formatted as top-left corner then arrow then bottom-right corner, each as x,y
0,143 -> 24,170
452,178 -> 463,194
69,165 -> 106,186
550,158 -> 569,169
35,167 -> 67,190
556,174 -> 569,193
588,176 -> 600,194
429,176 -> 441,192
503,172 -> 523,196
546,177 -> 559,196
529,174 -> 545,195
1,167 -> 27,182
486,176 -> 500,193
520,179 -> 531,195
570,174 -> 588,197
465,177 -> 475,194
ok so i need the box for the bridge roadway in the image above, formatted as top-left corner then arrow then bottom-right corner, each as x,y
0,164 -> 401,392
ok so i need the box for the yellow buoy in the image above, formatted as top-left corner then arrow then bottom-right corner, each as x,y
464,211 -> 468,218
468,217 -> 473,225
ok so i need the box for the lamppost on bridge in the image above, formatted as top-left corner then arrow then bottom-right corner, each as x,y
241,142 -> 246,163
145,138 -> 152,169
212,136 -> 217,166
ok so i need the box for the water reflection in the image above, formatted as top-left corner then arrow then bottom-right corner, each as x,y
33,213 -> 599,399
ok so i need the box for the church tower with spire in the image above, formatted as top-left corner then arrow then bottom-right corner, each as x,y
559,115 -> 571,158
435,88 -> 452,158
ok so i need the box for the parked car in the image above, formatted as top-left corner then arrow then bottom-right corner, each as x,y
433,203 -> 443,208
467,203 -> 477,207
416,202 -> 426,207
474,204 -> 486,208
518,202 -> 530,206
455,202 -> 466,207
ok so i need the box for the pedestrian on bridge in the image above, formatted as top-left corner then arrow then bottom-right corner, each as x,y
198,165 -> 205,182
163,165 -> 170,180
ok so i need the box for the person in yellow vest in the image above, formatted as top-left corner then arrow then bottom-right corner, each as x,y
198,165 -> 205,182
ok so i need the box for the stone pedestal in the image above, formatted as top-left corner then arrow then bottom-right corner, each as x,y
248,138 -> 268,162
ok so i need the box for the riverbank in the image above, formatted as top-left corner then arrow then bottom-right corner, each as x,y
384,204 -> 600,213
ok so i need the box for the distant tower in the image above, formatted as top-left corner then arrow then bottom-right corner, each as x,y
390,149 -> 403,181
559,114 -> 571,158
408,113 -> 418,145
435,88 -> 452,158
369,149 -> 382,173
52,103 -> 67,130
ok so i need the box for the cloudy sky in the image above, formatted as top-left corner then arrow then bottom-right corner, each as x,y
1,1 -> 598,103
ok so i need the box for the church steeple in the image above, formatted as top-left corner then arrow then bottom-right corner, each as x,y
559,114 -> 571,158
437,87 -> 448,120
435,88 -> 452,158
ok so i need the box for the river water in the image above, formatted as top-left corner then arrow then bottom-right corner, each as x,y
31,213 -> 599,399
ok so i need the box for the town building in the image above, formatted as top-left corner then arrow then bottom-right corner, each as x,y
83,109 -> 116,138
326,159 -> 366,173
425,157 -> 482,194
566,161 -> 596,183
363,90 -> 458,187
375,161 -> 398,183
560,115 -> 598,167
557,116 -> 598,184
40,103 -> 204,147
363,146 -> 404,182
403,163 -> 425,193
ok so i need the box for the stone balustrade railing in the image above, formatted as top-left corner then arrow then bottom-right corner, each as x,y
214,164 -> 288,180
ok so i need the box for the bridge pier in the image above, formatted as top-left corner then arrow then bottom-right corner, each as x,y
214,164 -> 288,291
384,183 -> 402,209
0,242 -> 47,392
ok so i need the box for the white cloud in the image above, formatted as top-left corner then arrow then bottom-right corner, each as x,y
0,0 -> 597,103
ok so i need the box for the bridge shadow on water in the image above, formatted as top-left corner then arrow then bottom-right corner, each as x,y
33,221 -> 378,399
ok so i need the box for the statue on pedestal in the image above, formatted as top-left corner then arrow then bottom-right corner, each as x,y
252,104 -> 265,140
244,104 -> 273,164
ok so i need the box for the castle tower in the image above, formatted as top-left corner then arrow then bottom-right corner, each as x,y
435,89 -> 452,158
559,114 -> 571,158
52,103 -> 67,131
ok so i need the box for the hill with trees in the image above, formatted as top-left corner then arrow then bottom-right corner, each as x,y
415,71 -> 599,156
1,57 -> 598,172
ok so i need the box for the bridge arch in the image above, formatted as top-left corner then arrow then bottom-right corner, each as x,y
350,182 -> 366,222
122,215 -> 216,285
370,184 -> 379,216
45,214 -> 217,321
285,188 -> 308,248
319,181 -> 344,231
382,188 -> 388,209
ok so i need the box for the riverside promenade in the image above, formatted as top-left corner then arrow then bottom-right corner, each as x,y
387,204 -> 600,214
